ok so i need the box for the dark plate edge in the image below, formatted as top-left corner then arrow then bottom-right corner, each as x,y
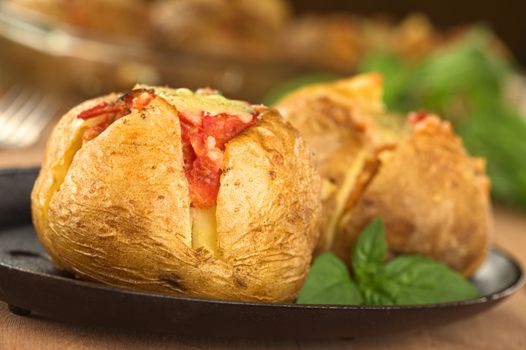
1,247 -> 523,311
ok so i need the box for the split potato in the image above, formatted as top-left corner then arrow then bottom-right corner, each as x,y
275,73 -> 492,276
31,86 -> 321,302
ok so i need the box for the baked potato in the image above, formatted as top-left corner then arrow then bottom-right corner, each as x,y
275,73 -> 492,276
149,0 -> 290,59
31,86 -> 321,303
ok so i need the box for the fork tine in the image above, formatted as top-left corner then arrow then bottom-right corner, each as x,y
0,86 -> 63,149
6,96 -> 61,147
0,85 -> 23,111
0,92 -> 43,141
8,95 -> 52,133
0,88 -> 33,123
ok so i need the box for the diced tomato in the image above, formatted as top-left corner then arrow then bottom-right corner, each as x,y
77,89 -> 155,141
202,113 -> 258,149
180,111 -> 258,208
77,89 -> 258,209
77,102 -> 120,120
408,111 -> 429,125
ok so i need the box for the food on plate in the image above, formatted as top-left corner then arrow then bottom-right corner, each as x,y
278,13 -> 436,71
7,0 -> 291,58
8,0 -> 147,37
3,0 -> 477,70
275,73 -> 492,276
149,0 -> 291,58
31,86 -> 321,302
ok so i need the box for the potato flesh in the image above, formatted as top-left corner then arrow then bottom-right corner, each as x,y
323,151 -> 367,250
43,120 -> 96,218
139,85 -> 259,255
191,207 -> 218,255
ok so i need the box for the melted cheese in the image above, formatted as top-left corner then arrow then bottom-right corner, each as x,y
191,207 -> 218,256
136,84 -> 253,120
41,114 -> 110,219
138,84 -> 254,254
324,151 -> 367,250
41,125 -> 88,219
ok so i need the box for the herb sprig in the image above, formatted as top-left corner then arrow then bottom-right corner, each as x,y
297,218 -> 479,305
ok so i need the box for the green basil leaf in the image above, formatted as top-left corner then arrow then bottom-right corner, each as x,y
297,253 -> 363,305
351,218 -> 387,285
373,255 -> 480,305
361,287 -> 396,305
358,52 -> 414,111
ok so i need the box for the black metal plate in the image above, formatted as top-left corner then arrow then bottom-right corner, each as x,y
0,167 -> 523,338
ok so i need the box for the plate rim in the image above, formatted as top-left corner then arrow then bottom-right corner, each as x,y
1,243 -> 523,310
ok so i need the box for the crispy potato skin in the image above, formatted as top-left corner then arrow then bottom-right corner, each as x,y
32,94 -> 120,268
336,118 -> 491,276
275,73 -> 384,252
216,108 -> 321,300
276,73 -> 492,276
31,96 -> 321,303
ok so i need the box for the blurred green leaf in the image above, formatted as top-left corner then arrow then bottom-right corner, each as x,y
358,52 -> 414,110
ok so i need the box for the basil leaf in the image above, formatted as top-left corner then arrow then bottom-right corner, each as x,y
298,219 -> 479,306
351,218 -> 387,286
358,52 -> 414,111
361,287 -> 396,305
372,256 -> 480,305
297,253 -> 363,305
458,107 -> 526,207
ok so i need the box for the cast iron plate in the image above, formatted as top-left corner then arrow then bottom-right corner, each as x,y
0,167 -> 523,338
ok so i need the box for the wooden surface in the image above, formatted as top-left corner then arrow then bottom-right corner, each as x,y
0,135 -> 525,349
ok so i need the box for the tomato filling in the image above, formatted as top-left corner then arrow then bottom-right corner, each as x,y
77,88 -> 155,141
408,111 -> 430,125
180,111 -> 259,209
77,88 -> 259,209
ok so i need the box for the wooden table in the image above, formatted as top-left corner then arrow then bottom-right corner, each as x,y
1,132 -> 525,349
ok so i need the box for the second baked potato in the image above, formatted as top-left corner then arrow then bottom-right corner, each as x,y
275,73 -> 492,276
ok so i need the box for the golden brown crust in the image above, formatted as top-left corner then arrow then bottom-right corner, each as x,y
217,108 -> 321,300
336,117 -> 492,276
31,94 -> 119,267
276,74 -> 492,276
31,94 -> 321,302
275,73 -> 394,252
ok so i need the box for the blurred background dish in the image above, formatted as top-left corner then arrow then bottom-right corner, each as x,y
0,0 -> 526,207
0,0 -> 523,99
0,0 -> 306,102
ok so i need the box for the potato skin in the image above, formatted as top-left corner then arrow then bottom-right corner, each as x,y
275,73 -> 385,252
276,73 -> 492,276
336,117 -> 491,276
31,95 -> 321,302
32,94 -> 120,268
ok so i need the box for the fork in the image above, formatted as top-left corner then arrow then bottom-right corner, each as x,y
0,86 -> 61,148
